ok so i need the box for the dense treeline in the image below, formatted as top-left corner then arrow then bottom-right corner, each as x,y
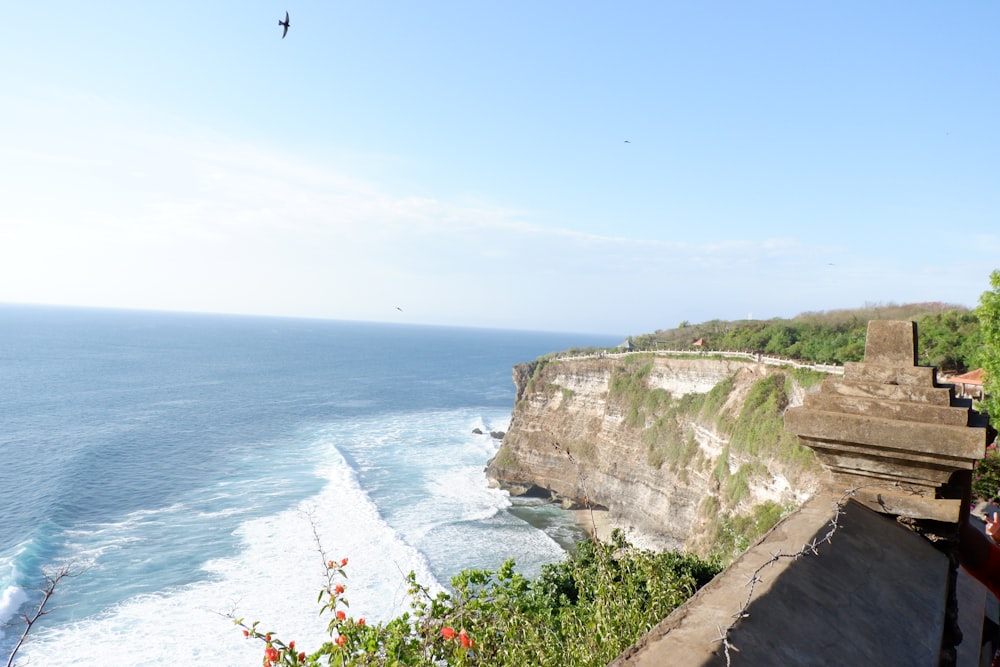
629,302 -> 981,373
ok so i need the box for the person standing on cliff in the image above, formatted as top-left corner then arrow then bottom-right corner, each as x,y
961,511 -> 1000,595
959,449 -> 1000,667
960,428 -> 1000,593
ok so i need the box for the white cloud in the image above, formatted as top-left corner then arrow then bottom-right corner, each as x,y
1,90 -> 993,334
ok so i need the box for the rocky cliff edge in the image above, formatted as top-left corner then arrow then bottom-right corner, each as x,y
486,354 -> 826,556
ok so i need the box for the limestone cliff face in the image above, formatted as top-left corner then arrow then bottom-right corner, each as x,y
486,355 -> 823,554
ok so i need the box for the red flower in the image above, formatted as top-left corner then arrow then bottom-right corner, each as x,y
298,652 -> 307,661
327,560 -> 335,569
459,629 -> 473,648
289,641 -> 295,650
336,610 -> 346,621
441,626 -> 456,640
335,635 -> 347,647
341,557 -> 349,566
265,633 -> 272,642
242,629 -> 249,638
264,646 -> 280,662
357,618 -> 365,626
335,584 -> 345,594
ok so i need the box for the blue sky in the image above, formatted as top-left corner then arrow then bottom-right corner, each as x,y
2,2 -> 998,335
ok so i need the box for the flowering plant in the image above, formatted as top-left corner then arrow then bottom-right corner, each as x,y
232,531 -> 718,667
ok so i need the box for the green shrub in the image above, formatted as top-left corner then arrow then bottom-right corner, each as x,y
788,367 -> 828,390
699,375 -> 736,429
973,446 -> 1000,504
235,533 -> 721,667
491,445 -> 517,470
711,501 -> 792,562
712,444 -> 731,487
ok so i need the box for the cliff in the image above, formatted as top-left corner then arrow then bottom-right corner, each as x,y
485,353 -> 827,556
612,321 -> 992,666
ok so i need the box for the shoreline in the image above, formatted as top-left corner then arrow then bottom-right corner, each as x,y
571,508 -> 614,542
570,508 -> 672,552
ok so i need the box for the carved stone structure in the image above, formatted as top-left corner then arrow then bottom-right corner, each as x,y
612,493 -> 956,666
614,321 -> 993,666
785,320 -> 988,522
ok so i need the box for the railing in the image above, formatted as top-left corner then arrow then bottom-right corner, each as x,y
548,348 -> 845,375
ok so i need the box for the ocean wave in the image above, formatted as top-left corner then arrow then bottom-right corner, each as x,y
17,440 -> 441,666
0,584 -> 29,641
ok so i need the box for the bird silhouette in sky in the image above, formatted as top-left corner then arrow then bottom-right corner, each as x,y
396,306 -> 403,312
624,140 -> 631,143
279,11 -> 290,38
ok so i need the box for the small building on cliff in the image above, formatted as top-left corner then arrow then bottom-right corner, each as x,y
612,320 -> 993,666
949,368 -> 987,400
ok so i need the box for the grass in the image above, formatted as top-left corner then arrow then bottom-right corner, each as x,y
560,387 -> 576,405
788,367 -> 829,389
698,375 -> 736,427
491,444 -> 517,470
724,374 -> 814,478
711,501 -> 794,562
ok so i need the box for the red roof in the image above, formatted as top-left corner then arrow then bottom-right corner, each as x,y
692,338 -> 705,346
948,368 -> 986,385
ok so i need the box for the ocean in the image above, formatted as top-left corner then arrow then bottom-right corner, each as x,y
0,305 -> 620,665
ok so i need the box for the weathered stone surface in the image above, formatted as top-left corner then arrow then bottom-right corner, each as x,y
804,439 -> 971,486
803,392 -> 969,426
848,487 -> 961,522
785,410 -> 985,459
863,319 -> 917,365
612,495 -> 951,666
820,377 -> 953,405
486,356 -> 821,551
784,320 -> 987,521
843,362 -> 938,387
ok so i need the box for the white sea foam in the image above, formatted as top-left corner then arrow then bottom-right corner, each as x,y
0,543 -> 30,640
0,585 -> 29,641
14,410 -> 565,665
18,443 -> 439,666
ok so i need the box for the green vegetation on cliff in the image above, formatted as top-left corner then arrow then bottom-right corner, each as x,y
608,361 -> 814,483
726,374 -> 811,467
629,302 -> 980,372
609,359 -> 711,472
978,270 -> 1000,420
604,359 -> 816,562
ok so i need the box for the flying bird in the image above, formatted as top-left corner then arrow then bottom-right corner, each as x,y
624,140 -> 631,143
278,11 -> 290,38
396,306 -> 403,312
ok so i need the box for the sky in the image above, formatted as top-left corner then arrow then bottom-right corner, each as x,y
2,2 -> 999,336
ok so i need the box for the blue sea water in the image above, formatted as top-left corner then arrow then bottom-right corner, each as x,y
0,305 -> 620,665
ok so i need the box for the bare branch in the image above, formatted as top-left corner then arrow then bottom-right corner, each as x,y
5,566 -> 79,667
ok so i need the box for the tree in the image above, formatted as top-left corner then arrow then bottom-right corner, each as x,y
977,270 -> 1000,422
